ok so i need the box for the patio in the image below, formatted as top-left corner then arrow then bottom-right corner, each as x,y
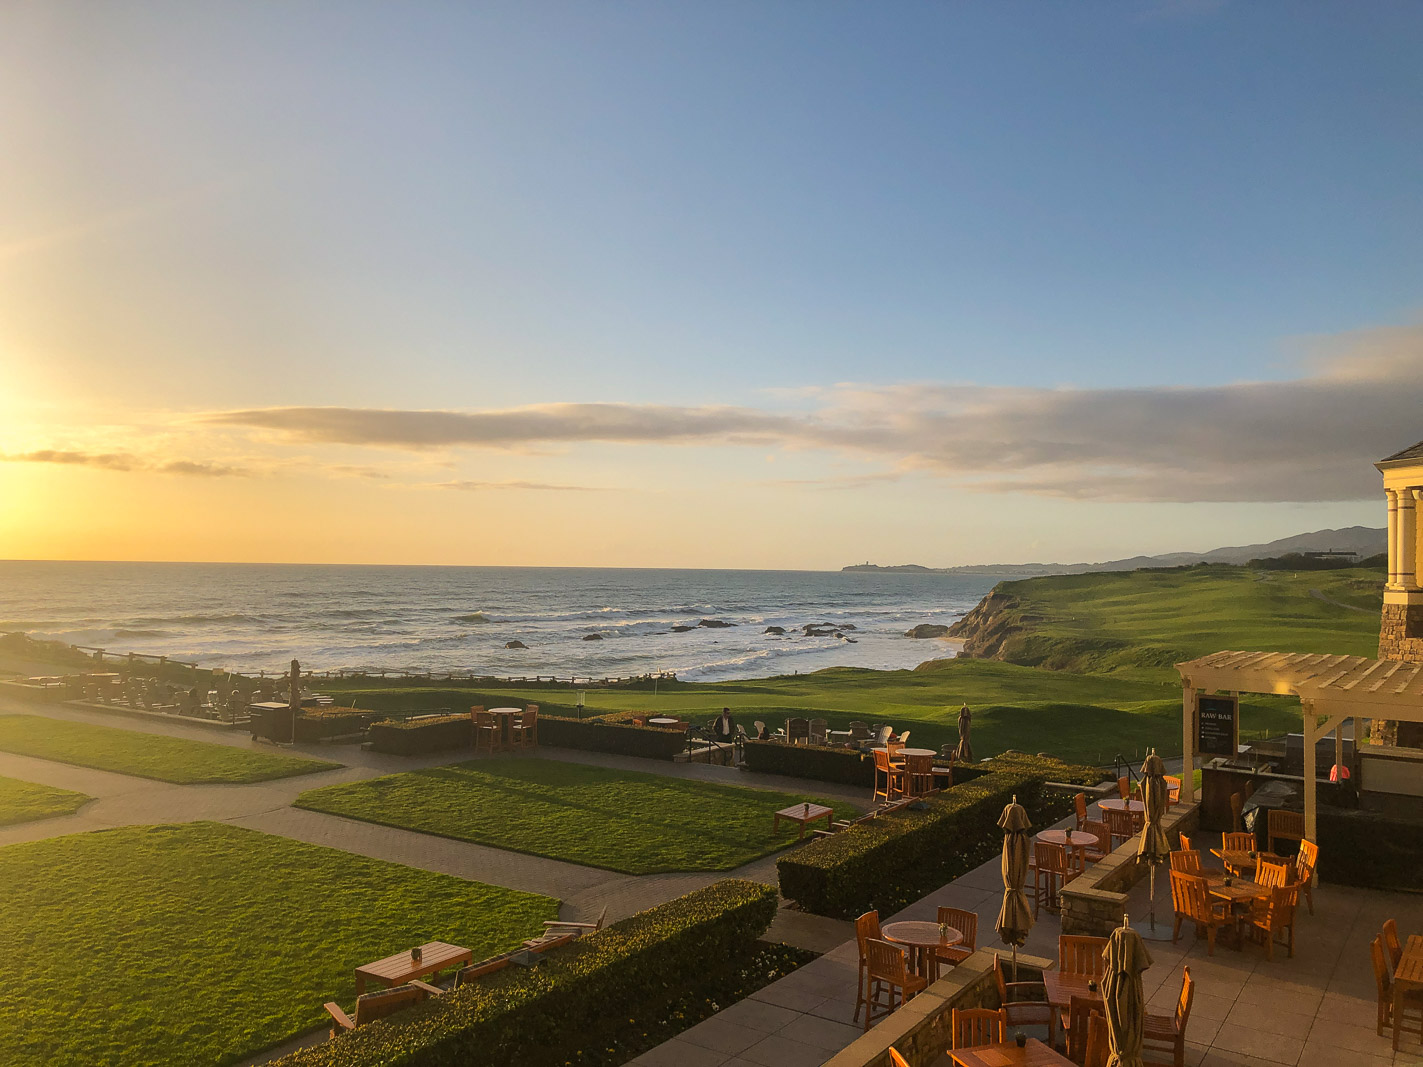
629,814 -> 1423,1067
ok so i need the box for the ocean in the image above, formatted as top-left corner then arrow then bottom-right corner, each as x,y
0,562 -> 997,682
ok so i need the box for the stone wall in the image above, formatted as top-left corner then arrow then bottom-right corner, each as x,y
1060,802 -> 1199,938
1375,604 -> 1423,748
821,949 -> 1053,1067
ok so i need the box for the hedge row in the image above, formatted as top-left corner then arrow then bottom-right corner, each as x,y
777,755 -> 1098,918
272,879 -> 778,1067
538,715 -> 689,760
368,715 -> 472,755
741,740 -> 996,789
295,708 -> 378,741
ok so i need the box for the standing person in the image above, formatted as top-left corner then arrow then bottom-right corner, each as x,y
713,707 -> 736,741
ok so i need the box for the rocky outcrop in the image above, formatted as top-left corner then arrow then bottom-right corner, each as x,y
504,640 -> 528,649
904,623 -> 950,639
670,625 -> 695,633
764,626 -> 786,635
698,619 -> 735,628
946,590 -> 1022,658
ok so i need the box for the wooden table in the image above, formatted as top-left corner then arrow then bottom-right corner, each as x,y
1042,970 -> 1100,1010
868,746 -> 937,758
1098,798 -> 1145,815
881,920 -> 963,982
355,941 -> 472,995
1214,849 -> 1290,877
773,802 -> 835,840
489,707 -> 522,746
1393,934 -> 1423,1051
950,1038 -> 1073,1066
647,716 -> 681,727
1209,881 -> 1271,905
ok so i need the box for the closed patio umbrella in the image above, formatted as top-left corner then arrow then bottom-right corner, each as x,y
1136,750 -> 1172,940
955,704 -> 973,763
1102,919 -> 1151,1067
995,795 -> 1033,980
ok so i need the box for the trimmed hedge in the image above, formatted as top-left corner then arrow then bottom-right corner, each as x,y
742,741 -> 875,786
368,716 -> 471,755
295,708 -> 378,742
538,715 -> 688,761
777,754 -> 1097,918
271,879 -> 778,1067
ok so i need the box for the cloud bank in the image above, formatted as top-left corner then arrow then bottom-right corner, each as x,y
2,450 -> 246,478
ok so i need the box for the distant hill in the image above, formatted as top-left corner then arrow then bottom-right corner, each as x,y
842,526 -> 1387,576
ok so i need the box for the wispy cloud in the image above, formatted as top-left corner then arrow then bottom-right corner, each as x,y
2,450 -> 247,477
188,324 -> 1423,503
424,479 -> 610,492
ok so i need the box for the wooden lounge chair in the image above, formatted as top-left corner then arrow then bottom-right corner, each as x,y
951,1007 -> 1005,1049
520,931 -> 577,953
324,982 -> 439,1037
853,910 -> 883,1023
1169,870 -> 1232,956
863,938 -> 926,1031
1143,966 -> 1193,1067
992,953 -> 1055,1047
541,905 -> 607,939
453,954 -> 514,986
935,907 -> 977,968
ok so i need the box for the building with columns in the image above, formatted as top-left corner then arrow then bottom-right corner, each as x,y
1376,439 -> 1423,747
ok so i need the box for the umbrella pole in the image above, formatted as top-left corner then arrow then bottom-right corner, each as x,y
1133,862 -> 1173,941
1011,943 -> 1018,984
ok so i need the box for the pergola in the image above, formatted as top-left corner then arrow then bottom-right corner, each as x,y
1177,650 -> 1423,840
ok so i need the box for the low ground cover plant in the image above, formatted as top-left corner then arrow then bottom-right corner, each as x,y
0,774 -> 91,826
0,822 -> 556,1067
296,757 -> 855,874
0,714 -> 339,783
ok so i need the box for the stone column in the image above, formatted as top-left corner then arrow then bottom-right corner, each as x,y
1401,490 -> 1419,590
1387,489 -> 1400,588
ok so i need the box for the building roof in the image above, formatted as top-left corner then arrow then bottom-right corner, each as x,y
1377,440 -> 1423,468
1176,650 -> 1423,719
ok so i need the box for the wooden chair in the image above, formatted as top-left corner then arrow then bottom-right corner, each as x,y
786,717 -> 810,744
1103,807 -> 1136,850
1073,792 -> 1088,830
1295,839 -> 1318,914
454,954 -> 513,986
1245,886 -> 1297,962
935,906 -> 977,968
1080,819 -> 1109,864
1255,859 -> 1290,889
1032,841 -> 1073,916
511,705 -> 538,748
872,747 -> 906,803
1178,831 -> 1193,852
1059,935 -> 1108,980
1061,994 -> 1102,1064
863,938 -> 926,1030
753,719 -> 767,740
808,718 -> 829,745
1117,776 -> 1130,801
1084,1012 -> 1110,1067
848,721 -> 871,742
472,708 -> 500,752
1373,934 -> 1423,1040
1165,775 -> 1182,807
951,1007 -> 1005,1049
897,729 -> 911,746
1229,792 -> 1245,833
324,982 -> 438,1037
1171,848 -> 1224,884
853,911 -> 882,1023
905,751 -> 935,796
520,931 -> 577,953
1267,809 -> 1305,856
539,905 -> 606,941
993,952 -> 1055,1046
1143,966 -> 1193,1067
888,1050 -> 911,1067
1384,919 -> 1404,972
1169,869 -> 1233,956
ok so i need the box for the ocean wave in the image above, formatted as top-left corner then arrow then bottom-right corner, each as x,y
454,612 -> 491,624
112,628 -> 170,638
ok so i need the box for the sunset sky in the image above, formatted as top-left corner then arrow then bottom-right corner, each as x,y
2,2 -> 1421,569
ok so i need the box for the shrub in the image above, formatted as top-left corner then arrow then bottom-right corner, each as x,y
741,741 -> 874,786
368,715 -> 471,755
295,708 -> 378,741
777,754 -> 1098,918
270,879 -> 778,1067
538,715 -> 689,760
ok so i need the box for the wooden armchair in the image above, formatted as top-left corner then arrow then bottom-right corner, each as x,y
808,718 -> 829,745
1373,934 -> 1423,1041
1255,859 -> 1290,890
1295,839 -> 1318,914
511,705 -> 538,748
1164,775 -> 1182,807
1178,831 -> 1193,852
1080,819 -> 1110,864
1245,885 -> 1298,961
906,751 -> 935,796
1143,966 -> 1193,1067
1059,935 -> 1108,980
324,982 -> 439,1037
1061,994 -> 1103,1065
1216,832 -> 1255,876
786,717 -> 810,744
992,952 -> 1055,1046
935,906 -> 977,968
1085,1012 -> 1110,1067
951,1007 -> 1005,1049
1169,869 -> 1233,956
853,910 -> 882,1023
1170,848 -> 1224,884
1267,809 -> 1305,856
1384,918 -> 1404,972
863,938 -> 926,1031
1103,807 -> 1136,851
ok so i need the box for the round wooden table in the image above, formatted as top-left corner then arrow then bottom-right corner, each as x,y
647,717 -> 681,728
489,708 -> 522,746
881,920 -> 963,982
1098,798 -> 1145,814
1037,829 -> 1097,849
868,746 -> 936,758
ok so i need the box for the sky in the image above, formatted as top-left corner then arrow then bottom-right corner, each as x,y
1,1 -> 1422,569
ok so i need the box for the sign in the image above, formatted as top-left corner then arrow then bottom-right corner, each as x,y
1197,695 -> 1239,758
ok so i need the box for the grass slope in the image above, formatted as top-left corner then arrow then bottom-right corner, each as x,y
0,714 -> 339,783
0,822 -> 556,1067
297,757 -> 855,874
0,775 -> 91,826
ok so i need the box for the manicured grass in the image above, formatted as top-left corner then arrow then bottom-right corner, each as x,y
0,822 -> 556,1067
0,714 -> 340,783
0,775 -> 91,826
297,757 -> 856,874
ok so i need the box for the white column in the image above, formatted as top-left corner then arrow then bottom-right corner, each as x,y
1181,686 -> 1197,805
1413,489 -> 1423,590
1387,489 -> 1400,588
1401,490 -> 1419,590
1302,700 -> 1317,845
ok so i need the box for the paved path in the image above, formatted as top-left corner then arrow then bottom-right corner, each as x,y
0,693 -> 863,922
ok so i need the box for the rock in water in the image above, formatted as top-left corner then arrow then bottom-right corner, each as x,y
904,623 -> 950,639
670,625 -> 695,633
697,618 -> 734,628
582,633 -> 604,641
505,640 -> 528,649
763,625 -> 786,635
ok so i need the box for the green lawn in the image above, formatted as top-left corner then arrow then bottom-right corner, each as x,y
0,775 -> 91,826
0,715 -> 340,783
0,822 -> 556,1067
297,757 -> 855,874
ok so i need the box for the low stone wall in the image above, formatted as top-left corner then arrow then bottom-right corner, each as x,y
1059,802 -> 1199,937
821,949 -> 1053,1067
